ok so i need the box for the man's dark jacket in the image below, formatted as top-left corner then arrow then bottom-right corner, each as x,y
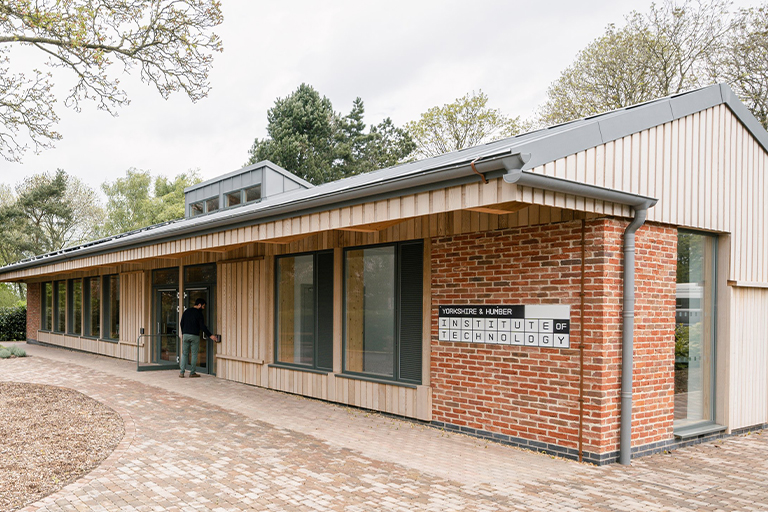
179,307 -> 212,337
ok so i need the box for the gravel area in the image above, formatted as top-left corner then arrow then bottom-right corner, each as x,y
0,382 -> 124,511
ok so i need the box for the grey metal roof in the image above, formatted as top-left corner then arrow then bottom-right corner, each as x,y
184,159 -> 314,194
2,83 -> 764,276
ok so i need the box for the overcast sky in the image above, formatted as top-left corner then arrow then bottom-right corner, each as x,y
0,0 -> 760,194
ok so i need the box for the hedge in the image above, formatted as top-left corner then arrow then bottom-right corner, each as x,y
0,306 -> 26,342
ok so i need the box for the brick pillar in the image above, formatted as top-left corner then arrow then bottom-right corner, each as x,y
26,282 -> 41,342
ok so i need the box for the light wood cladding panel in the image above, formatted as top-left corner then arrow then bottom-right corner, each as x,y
216,258 -> 265,382
728,287 -> 768,429
119,271 -> 145,362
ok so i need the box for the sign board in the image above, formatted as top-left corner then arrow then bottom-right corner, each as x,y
438,304 -> 571,348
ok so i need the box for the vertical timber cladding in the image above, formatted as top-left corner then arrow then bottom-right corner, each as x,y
438,304 -> 570,348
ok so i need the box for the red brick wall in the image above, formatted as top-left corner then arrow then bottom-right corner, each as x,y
430,218 -> 677,458
26,282 -> 41,341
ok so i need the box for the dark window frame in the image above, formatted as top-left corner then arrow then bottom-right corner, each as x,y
273,250 -> 334,372
83,276 -> 101,339
103,274 -> 120,342
244,184 -> 262,203
67,278 -> 83,336
41,282 -> 53,331
190,195 -> 220,217
53,280 -> 66,333
342,240 -> 423,385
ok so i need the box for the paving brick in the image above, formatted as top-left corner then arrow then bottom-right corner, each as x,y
1,343 -> 766,511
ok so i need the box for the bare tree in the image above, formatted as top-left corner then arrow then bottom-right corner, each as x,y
406,91 -> 527,158
0,0 -> 223,161
714,5 -> 768,129
538,0 -> 732,126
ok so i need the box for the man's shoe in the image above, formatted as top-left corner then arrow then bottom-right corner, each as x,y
179,373 -> 185,378
189,373 -> 200,378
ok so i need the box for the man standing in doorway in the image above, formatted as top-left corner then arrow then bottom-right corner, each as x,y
179,298 -> 218,378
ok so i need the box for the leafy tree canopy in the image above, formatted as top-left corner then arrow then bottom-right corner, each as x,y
101,168 -> 201,236
0,0 -> 223,162
1,169 -> 103,258
246,84 -> 415,185
0,169 -> 102,300
405,90 -> 529,158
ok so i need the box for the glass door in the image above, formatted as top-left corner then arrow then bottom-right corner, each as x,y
184,287 -> 215,374
155,288 -> 179,364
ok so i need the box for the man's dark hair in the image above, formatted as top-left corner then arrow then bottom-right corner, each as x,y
195,298 -> 207,306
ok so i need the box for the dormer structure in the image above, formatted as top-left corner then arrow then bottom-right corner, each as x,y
184,161 -> 313,218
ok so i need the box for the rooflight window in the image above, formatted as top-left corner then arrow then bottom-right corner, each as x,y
226,191 -> 242,207
206,197 -> 219,213
190,202 -> 204,216
245,185 -> 261,203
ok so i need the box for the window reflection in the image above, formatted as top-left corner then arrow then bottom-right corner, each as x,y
344,246 -> 396,377
675,232 -> 716,429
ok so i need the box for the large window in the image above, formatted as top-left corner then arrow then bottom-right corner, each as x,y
343,241 -> 423,384
275,252 -> 333,370
675,231 -> 717,430
84,277 -> 101,338
67,279 -> 82,335
42,282 -> 53,331
104,275 -> 120,340
54,281 -> 66,333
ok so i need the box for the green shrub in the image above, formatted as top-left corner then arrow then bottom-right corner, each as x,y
9,345 -> 26,357
0,306 -> 26,342
0,348 -> 11,359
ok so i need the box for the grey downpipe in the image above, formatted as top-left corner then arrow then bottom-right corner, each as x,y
619,207 -> 648,465
503,157 -> 657,465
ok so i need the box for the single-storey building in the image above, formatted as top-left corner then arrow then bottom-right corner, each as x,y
2,83 -> 766,465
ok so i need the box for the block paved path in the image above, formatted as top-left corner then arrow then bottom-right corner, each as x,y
1,342 -> 767,511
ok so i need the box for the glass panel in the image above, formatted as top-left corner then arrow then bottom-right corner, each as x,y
56,281 -> 66,332
70,280 -> 82,335
276,255 -> 315,366
675,232 -> 716,429
226,191 -> 241,207
184,264 -> 216,284
190,202 -> 204,216
244,185 -> 261,203
186,288 -> 211,371
88,277 -> 100,337
43,282 -> 52,330
206,197 -> 219,213
158,290 -> 178,362
153,267 -> 179,286
108,275 -> 120,339
344,246 -> 396,377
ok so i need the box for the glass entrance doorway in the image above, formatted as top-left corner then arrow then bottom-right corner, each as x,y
184,286 -> 215,374
155,288 -> 179,364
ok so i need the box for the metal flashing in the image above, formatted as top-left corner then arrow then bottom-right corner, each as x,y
719,83 -> 768,152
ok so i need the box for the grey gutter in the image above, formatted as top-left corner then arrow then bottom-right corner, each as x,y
503,155 -> 658,466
